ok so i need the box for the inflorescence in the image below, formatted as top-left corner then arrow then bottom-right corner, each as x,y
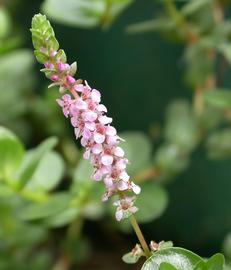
31,14 -> 141,221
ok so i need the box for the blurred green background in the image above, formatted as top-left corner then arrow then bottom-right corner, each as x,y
1,0 -> 231,269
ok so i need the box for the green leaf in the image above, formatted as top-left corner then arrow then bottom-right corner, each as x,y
224,264 -> 231,270
127,18 -> 174,34
120,131 -> 152,175
184,43 -> 213,87
159,262 -> 177,270
206,254 -> 224,270
73,158 -> 93,184
200,106 -> 223,131
72,158 -> 105,220
72,158 -> 94,196
26,150 -> 65,192
219,44 -> 231,64
154,144 -> 189,182
20,193 -> 72,220
14,137 -> 58,189
223,233 -> 231,261
142,247 -> 203,270
0,7 -> 11,39
159,241 -> 174,250
31,13 -> 59,51
104,0 -> 135,28
204,90 -> 231,110
43,207 -> 79,228
55,49 -> 67,63
34,50 -> 48,64
42,0 -> 104,28
81,201 -> 104,220
122,244 -> 144,264
135,182 -> 168,223
206,128 -> 231,160
164,100 -> 199,152
69,62 -> 77,76
122,252 -> 142,264
194,261 -> 207,270
122,253 -> 138,264
181,0 -> 211,16
0,49 -> 34,94
0,184 -> 14,197
0,127 -> 24,181
42,0 -> 134,29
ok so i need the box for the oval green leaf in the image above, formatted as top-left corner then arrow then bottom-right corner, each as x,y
120,131 -> 152,175
26,150 -> 65,192
20,193 -> 72,220
142,248 -> 203,270
0,126 -> 24,180
135,182 -> 168,223
14,137 -> 58,189
204,90 -> 231,110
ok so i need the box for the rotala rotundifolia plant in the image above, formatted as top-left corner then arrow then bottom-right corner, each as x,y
31,14 -> 226,269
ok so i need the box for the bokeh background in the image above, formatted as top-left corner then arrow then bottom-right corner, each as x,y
1,0 -> 231,269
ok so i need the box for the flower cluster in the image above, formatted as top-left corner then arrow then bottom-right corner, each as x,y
42,49 -> 141,221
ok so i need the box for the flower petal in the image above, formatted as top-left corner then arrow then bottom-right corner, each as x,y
106,126 -> 117,136
94,133 -> 105,144
91,89 -> 101,103
101,155 -> 113,166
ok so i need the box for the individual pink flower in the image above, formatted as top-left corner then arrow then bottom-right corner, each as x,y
56,94 -> 72,117
113,196 -> 138,221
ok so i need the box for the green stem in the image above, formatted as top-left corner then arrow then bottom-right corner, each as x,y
129,215 -> 151,258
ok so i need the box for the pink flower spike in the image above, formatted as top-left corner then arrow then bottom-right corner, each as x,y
46,55 -> 141,220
